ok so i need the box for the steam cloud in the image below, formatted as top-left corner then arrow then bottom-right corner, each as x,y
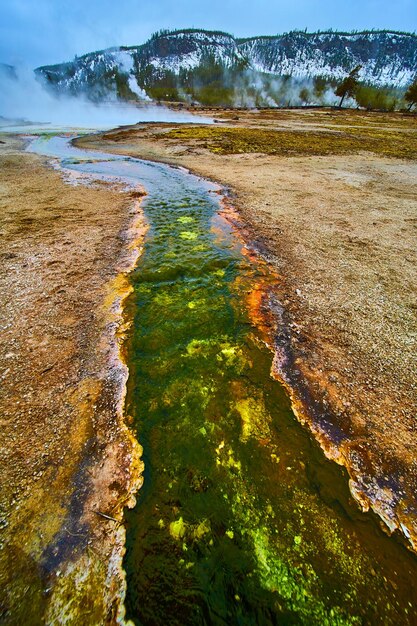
0,64 -> 207,130
214,70 -> 341,108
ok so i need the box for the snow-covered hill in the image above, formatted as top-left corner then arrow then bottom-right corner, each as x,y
239,31 -> 417,86
35,29 -> 417,104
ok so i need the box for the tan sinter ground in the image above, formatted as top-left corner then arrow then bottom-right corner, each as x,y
0,134 -> 144,623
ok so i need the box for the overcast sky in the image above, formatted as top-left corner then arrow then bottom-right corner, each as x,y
1,0 -> 416,68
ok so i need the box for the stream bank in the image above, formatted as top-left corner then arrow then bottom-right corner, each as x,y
75,114 -> 417,553
0,134 -> 144,624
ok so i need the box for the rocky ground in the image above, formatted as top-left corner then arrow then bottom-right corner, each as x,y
0,134 -> 144,623
76,107 -> 417,547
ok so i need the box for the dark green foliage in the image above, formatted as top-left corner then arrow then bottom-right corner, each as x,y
115,72 -> 138,101
146,70 -> 183,102
355,85 -> 400,111
335,65 -> 362,107
142,53 -> 250,106
405,80 -> 417,110
313,76 -> 327,98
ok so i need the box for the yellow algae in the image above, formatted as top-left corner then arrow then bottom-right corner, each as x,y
153,292 -> 175,306
226,449 -> 242,471
235,394 -> 271,442
169,517 -> 187,541
187,299 -> 207,310
162,123 -> 417,160
179,230 -> 198,240
170,517 -> 211,543
186,339 -> 204,355
161,391 -> 173,407
221,346 -> 237,359
216,440 -> 225,452
290,489 -> 366,580
215,441 -> 242,472
160,378 -> 213,413
193,519 -> 211,540
185,338 -> 216,357
177,216 -> 195,224
148,397 -> 159,412
225,530 -> 234,539
216,343 -> 249,373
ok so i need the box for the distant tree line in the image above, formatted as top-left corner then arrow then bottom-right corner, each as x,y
139,54 -> 417,110
238,29 -> 417,44
334,66 -> 417,111
150,28 -> 235,41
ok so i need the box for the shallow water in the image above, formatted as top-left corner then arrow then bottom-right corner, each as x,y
30,135 -> 417,625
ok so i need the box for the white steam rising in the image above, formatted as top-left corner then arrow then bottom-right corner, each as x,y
0,65 -> 207,131
230,72 -> 340,108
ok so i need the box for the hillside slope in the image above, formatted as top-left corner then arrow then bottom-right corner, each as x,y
35,29 -> 417,105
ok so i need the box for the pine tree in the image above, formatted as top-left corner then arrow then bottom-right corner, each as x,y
335,65 -> 362,107
405,79 -> 417,110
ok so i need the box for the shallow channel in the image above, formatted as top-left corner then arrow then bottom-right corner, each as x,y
30,135 -> 417,626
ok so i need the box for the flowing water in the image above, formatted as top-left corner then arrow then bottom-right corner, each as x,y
30,135 -> 417,625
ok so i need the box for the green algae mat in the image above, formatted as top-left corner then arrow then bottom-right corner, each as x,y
120,153 -> 417,625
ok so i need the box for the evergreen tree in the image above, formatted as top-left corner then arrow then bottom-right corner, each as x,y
405,79 -> 417,110
335,65 -> 362,107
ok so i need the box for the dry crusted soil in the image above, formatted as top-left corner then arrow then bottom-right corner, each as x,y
76,108 -> 417,543
0,135 -> 143,624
